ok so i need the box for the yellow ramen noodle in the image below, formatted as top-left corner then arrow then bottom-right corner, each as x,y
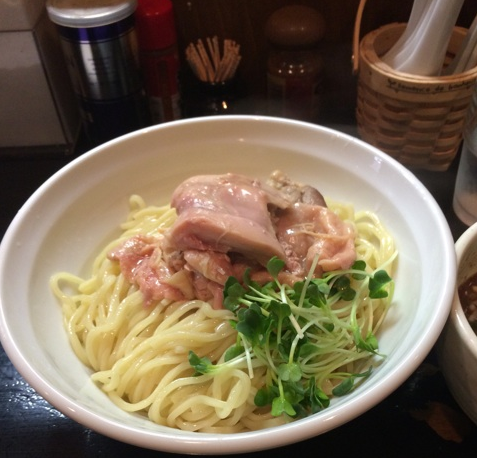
50,194 -> 396,433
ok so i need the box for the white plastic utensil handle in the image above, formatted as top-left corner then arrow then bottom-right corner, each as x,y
382,0 -> 465,76
444,13 -> 477,74
465,38 -> 477,72
382,0 -> 431,64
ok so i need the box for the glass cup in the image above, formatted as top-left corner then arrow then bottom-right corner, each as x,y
453,135 -> 477,226
454,85 -> 477,226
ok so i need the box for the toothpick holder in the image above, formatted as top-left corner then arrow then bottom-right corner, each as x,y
182,76 -> 243,118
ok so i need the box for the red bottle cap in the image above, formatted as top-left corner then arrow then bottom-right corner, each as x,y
135,0 -> 177,50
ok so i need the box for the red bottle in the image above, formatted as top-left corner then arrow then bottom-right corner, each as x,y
135,0 -> 181,123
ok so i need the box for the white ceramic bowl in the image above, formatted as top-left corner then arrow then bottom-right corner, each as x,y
438,223 -> 477,425
0,116 -> 456,454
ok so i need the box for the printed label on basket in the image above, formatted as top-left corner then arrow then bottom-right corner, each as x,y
386,79 -> 477,96
359,57 -> 477,103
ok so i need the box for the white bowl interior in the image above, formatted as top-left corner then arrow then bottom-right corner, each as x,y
0,116 -> 456,454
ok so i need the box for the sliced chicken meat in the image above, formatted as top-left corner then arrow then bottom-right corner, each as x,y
168,173 -> 290,265
275,203 -> 356,278
108,171 -> 357,308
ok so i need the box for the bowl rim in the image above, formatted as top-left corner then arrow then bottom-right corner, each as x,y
0,115 -> 457,454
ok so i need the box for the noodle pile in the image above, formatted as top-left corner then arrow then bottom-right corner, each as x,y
50,194 -> 396,433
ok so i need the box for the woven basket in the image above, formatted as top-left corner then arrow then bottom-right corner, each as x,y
354,3 -> 477,171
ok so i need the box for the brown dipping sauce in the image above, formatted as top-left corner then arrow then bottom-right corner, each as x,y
458,272 -> 477,332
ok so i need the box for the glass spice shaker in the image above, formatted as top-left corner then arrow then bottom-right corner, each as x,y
265,5 -> 325,122
135,0 -> 181,124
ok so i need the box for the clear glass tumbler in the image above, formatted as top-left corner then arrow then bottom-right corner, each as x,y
453,88 -> 477,226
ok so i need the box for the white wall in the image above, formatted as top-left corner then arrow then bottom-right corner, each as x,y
0,0 -> 79,151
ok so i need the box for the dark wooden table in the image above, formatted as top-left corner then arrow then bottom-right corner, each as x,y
1,124 -> 476,458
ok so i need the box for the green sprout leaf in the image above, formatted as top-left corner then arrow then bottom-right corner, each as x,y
330,276 -> 356,301
305,377 -> 330,413
235,303 -> 271,346
354,328 -> 379,353
224,343 -> 245,362
267,256 -> 286,279
351,260 -> 367,280
278,362 -> 302,382
188,351 -> 213,375
254,385 -> 278,407
189,252 -> 396,419
332,367 -> 373,397
369,270 -> 392,299
223,277 -> 247,312
272,395 -> 296,417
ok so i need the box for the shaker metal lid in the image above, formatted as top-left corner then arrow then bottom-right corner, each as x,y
46,0 -> 137,28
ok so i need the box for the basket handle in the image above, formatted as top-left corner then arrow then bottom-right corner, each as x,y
352,0 -> 368,74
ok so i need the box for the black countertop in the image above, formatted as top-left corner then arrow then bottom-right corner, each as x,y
1,124 -> 476,458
